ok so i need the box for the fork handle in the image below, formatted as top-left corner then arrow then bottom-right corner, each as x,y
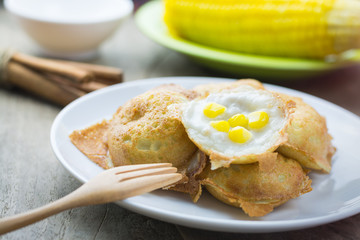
0,190 -> 84,235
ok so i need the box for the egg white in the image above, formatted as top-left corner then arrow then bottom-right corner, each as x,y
182,85 -> 287,160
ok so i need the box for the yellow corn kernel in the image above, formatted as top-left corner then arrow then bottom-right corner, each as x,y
228,114 -> 248,128
164,0 -> 360,59
210,120 -> 230,132
248,111 -> 269,129
203,103 -> 226,118
228,126 -> 252,144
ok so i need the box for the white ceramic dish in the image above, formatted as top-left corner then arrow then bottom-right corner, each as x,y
51,77 -> 360,233
5,0 -> 133,59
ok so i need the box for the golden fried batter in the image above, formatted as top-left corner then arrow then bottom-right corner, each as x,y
69,120 -> 111,169
185,81 -> 292,170
277,94 -> 336,173
168,150 -> 207,202
107,85 -> 198,169
70,84 -> 202,200
201,153 -> 312,217
193,79 -> 265,98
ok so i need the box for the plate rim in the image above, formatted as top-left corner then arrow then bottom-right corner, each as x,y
51,76 -> 360,233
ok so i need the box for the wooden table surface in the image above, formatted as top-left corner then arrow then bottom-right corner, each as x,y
1,3 -> 360,240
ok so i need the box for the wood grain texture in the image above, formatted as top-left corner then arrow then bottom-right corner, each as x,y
1,4 -> 360,240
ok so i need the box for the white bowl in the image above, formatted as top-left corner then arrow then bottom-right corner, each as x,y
5,0 -> 134,59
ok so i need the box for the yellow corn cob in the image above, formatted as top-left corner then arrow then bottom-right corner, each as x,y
164,0 -> 360,59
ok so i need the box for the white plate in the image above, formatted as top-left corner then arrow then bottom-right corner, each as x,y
51,77 -> 360,233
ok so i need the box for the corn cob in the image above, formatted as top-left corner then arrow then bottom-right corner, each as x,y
164,0 -> 360,59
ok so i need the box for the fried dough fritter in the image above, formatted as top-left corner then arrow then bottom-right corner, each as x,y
193,79 -> 265,98
277,94 -> 336,173
69,120 -> 112,169
201,153 -> 312,217
192,80 -> 335,173
69,84 -> 203,200
168,150 -> 207,202
107,85 -> 198,169
184,81 -> 293,170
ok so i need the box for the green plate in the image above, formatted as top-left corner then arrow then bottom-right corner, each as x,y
135,0 -> 358,81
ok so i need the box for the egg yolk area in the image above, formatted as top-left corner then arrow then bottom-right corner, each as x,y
206,105 -> 270,144
182,86 -> 287,158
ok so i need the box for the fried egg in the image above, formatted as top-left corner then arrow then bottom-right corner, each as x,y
182,85 -> 289,169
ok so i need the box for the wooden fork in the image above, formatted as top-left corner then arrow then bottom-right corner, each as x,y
0,163 -> 182,235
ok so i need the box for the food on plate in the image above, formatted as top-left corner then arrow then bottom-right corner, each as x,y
70,84 -> 198,169
201,153 -> 312,217
70,84 -> 204,201
193,79 -> 265,98
70,79 -> 335,217
187,81 -> 336,173
277,94 -> 336,173
107,84 -> 198,168
164,0 -> 360,59
69,120 -> 111,169
182,84 -> 291,169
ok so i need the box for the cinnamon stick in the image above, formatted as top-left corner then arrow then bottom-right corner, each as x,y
54,60 -> 123,83
7,62 -> 79,106
11,52 -> 94,83
90,78 -> 121,86
78,81 -> 109,92
44,72 -> 87,96
1,50 -> 124,106
44,72 -> 106,93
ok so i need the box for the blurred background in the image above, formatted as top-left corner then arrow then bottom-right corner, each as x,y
1,1 -> 360,239
2,0 -> 357,113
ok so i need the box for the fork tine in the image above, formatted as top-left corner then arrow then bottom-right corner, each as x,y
116,167 -> 178,182
115,173 -> 183,200
106,163 -> 173,175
